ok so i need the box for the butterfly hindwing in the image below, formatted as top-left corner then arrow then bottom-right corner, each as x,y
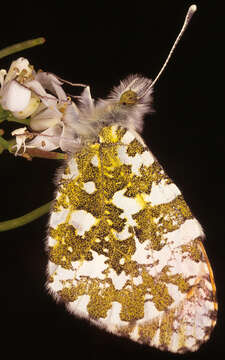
46,125 -> 217,353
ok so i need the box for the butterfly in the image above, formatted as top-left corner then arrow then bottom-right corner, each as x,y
45,5 -> 217,353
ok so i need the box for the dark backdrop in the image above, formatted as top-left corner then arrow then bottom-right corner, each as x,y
0,0 -> 223,358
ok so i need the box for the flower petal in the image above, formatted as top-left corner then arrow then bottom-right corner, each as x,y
12,96 -> 40,119
25,79 -> 57,107
27,124 -> 63,151
35,72 -> 67,102
0,69 -> 6,88
11,127 -> 29,155
30,105 -> 62,131
5,57 -> 32,83
1,80 -> 31,112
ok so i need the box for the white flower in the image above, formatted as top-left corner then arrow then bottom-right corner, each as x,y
27,102 -> 81,152
11,127 -> 31,155
0,58 -> 68,122
0,58 -> 31,112
8,63 -> 93,156
0,58 -> 37,115
12,100 -> 84,154
4,57 -> 32,83
25,124 -> 64,152
17,72 -> 68,123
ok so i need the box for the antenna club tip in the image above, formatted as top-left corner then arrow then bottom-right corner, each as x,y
189,4 -> 197,13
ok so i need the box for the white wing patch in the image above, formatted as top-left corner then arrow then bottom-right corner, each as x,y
46,125 -> 217,353
148,180 -> 181,205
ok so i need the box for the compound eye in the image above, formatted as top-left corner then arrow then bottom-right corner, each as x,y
119,90 -> 138,105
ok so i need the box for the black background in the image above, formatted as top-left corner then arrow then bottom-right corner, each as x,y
0,0 -> 223,358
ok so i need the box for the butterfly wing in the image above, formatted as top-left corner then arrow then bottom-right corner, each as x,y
46,125 -> 217,353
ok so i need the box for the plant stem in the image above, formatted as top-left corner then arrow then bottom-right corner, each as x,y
5,112 -> 30,125
0,37 -> 46,59
0,201 -> 53,232
0,136 -> 16,154
0,105 -> 30,125
0,135 -> 10,150
25,148 -> 66,160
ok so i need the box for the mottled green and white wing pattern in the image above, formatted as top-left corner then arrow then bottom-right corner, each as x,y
46,125 -> 217,353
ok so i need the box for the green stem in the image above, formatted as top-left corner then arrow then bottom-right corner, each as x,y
0,105 -> 30,126
0,37 -> 46,59
0,136 -> 16,154
5,112 -> 30,125
0,201 -> 52,232
0,135 -> 10,150
0,105 -> 30,125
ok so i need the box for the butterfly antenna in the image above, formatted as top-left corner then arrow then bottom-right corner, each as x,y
144,4 -> 197,94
